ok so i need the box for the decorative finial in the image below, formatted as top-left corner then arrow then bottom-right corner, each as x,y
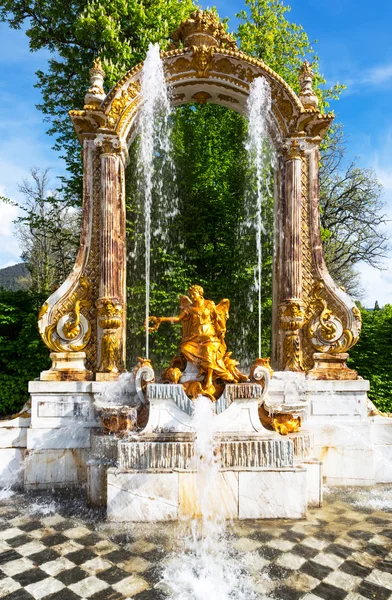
299,60 -> 319,110
170,10 -> 237,50
92,57 -> 104,74
84,56 -> 106,108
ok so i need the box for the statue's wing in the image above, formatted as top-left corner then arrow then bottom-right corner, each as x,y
216,298 -> 230,320
180,295 -> 192,309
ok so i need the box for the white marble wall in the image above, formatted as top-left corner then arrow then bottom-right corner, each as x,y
179,471 -> 238,519
106,467 -> 309,521
238,468 -> 307,519
318,445 -> 375,486
24,449 -> 87,489
26,427 -> 91,450
107,470 -> 179,521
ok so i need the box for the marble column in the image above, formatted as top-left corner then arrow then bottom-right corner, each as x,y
279,140 -> 305,371
95,139 -> 126,380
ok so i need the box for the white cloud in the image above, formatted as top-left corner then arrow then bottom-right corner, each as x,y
337,63 -> 392,95
0,200 -> 22,267
362,64 -> 392,85
357,262 -> 392,308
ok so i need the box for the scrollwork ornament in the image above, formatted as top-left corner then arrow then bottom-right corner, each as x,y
106,81 -> 141,129
170,10 -> 237,50
306,281 -> 358,353
40,277 -> 92,353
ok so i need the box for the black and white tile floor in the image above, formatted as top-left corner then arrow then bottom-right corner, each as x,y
0,486 -> 391,600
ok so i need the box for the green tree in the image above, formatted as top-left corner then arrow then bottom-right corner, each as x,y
319,126 -> 389,296
0,0 -> 197,201
11,168 -> 80,294
348,305 -> 392,412
0,289 -> 50,416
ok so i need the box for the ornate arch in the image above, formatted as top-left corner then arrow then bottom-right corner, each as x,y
38,10 -> 361,382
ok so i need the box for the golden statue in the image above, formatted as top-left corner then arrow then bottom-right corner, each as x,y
147,285 -> 247,398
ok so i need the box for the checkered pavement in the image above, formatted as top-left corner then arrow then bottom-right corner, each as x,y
0,487 -> 391,600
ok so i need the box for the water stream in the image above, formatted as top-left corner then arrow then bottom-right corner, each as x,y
244,77 -> 274,359
137,42 -> 177,358
159,396 -> 262,600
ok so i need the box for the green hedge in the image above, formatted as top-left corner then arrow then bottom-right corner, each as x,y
0,289 -> 50,417
348,305 -> 392,413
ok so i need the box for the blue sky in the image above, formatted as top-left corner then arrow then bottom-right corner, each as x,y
1,0 -> 391,306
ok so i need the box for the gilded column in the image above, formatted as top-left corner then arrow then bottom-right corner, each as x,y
279,139 -> 305,371
95,135 -> 125,380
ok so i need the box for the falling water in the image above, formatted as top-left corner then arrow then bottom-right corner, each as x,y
137,43 -> 177,358
244,77 -> 274,359
159,396 -> 262,600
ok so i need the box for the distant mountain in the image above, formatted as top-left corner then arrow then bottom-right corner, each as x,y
0,263 -> 32,291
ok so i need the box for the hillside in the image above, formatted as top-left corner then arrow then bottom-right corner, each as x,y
0,263 -> 32,291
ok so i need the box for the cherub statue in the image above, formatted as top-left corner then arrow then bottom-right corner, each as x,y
147,285 -> 247,398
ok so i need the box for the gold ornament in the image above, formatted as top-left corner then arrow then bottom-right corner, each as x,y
306,281 -> 357,353
273,414 -> 302,435
192,91 -> 212,104
280,300 -> 305,371
107,81 -> 141,129
41,277 -> 92,353
147,286 -> 247,399
97,298 -> 123,373
258,405 -> 302,435
299,60 -> 319,111
191,45 -> 215,78
170,10 -> 237,50
217,93 -> 239,104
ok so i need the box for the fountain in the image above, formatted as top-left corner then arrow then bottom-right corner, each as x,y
1,10 -> 391,522
86,284 -> 313,520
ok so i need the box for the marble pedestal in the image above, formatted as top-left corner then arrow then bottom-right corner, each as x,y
106,467 -> 308,521
269,375 -> 392,486
23,381 -> 101,489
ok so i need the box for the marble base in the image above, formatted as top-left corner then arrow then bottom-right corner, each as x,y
179,471 -> 238,519
319,445 -> 374,486
24,449 -> 87,489
40,351 -> 92,381
0,448 -> 25,488
107,470 -> 179,521
106,467 -> 308,521
29,381 -> 98,429
9,381 -> 102,489
268,376 -> 369,420
238,468 -> 307,519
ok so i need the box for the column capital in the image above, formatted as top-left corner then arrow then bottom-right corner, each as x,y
282,138 -> 306,160
94,133 -> 122,156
